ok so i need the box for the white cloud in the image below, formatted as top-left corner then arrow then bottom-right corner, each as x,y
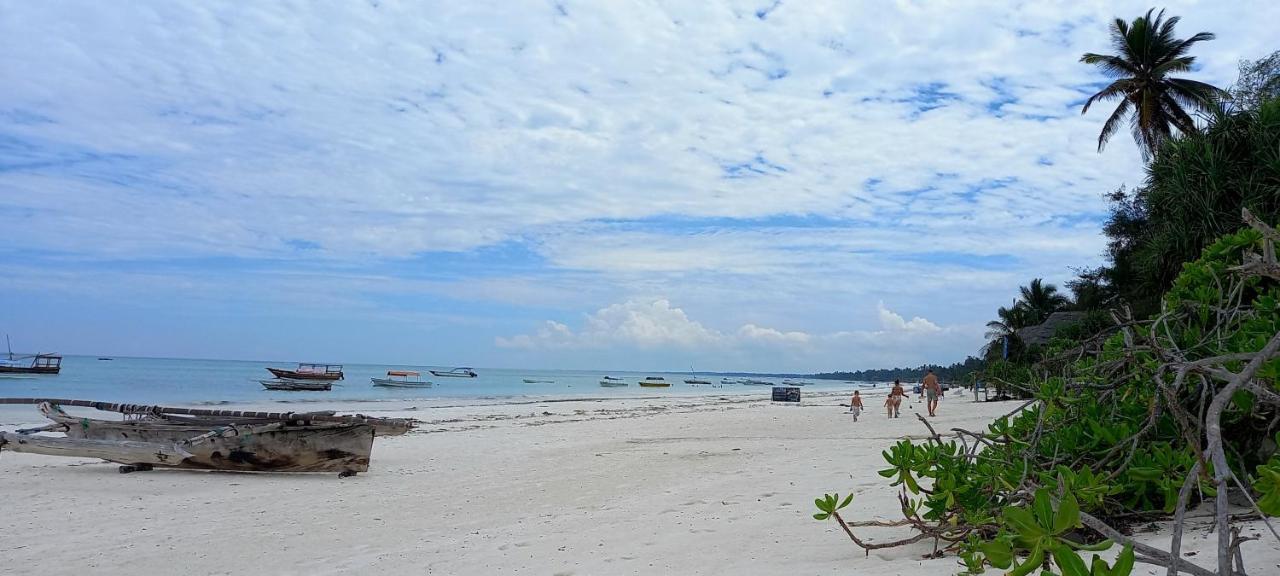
876,302 -> 941,334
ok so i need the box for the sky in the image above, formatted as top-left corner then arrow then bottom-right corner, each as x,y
1,1 -> 1277,371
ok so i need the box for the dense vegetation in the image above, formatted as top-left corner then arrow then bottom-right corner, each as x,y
817,9 -> 1280,576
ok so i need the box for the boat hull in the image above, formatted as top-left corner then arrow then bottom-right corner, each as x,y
0,365 -> 60,375
371,378 -> 431,388
15,405 -> 376,473
266,367 -> 343,381
638,383 -> 671,388
429,371 -> 476,378
600,381 -> 629,387
261,379 -> 332,391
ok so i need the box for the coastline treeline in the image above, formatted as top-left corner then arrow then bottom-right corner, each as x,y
812,357 -> 982,383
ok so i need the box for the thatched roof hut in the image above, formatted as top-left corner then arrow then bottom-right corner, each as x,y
1016,311 -> 1088,346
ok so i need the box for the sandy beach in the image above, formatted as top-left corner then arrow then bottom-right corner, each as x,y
2,390 -> 1276,575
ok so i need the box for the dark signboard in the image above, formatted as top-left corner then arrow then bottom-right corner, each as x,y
772,386 -> 801,403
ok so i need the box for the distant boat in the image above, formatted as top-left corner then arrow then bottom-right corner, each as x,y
720,378 -> 737,385
523,378 -> 555,384
782,380 -> 808,386
0,335 -> 62,375
600,380 -> 628,387
742,379 -> 772,386
98,357 -> 113,361
639,376 -> 670,388
430,367 -> 477,378
858,383 -> 879,388
602,376 -> 624,381
684,378 -> 712,385
266,363 -> 344,381
260,379 -> 332,391
372,370 -> 432,388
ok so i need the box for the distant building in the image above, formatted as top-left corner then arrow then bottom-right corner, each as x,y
1015,311 -> 1088,346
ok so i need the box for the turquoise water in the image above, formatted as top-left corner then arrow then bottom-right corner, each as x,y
0,356 -> 867,406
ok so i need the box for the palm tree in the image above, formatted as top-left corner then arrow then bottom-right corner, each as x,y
1080,9 -> 1224,158
983,303 -> 1034,359
1018,278 -> 1069,322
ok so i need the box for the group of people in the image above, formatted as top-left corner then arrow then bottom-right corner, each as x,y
846,369 -> 944,421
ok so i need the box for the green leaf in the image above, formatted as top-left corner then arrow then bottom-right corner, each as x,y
979,539 -> 1013,569
1053,491 -> 1081,534
1007,546 -> 1044,576
1051,544 -> 1090,576
814,497 -> 831,513
1111,545 -> 1134,575
839,492 -> 854,510
813,512 -> 829,521
1032,489 -> 1054,528
1004,506 -> 1044,540
1063,538 -> 1113,552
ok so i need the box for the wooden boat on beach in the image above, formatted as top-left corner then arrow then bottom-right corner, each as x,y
260,379 -> 332,391
0,400 -> 417,475
429,367 -> 477,378
266,363 -> 344,381
600,380 -> 628,387
371,370 -> 431,388
638,377 -> 670,388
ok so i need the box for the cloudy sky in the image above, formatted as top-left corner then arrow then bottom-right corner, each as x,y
1,1 -> 1275,371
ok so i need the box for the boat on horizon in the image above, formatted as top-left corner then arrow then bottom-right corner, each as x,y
599,380 -> 628,387
742,379 -> 772,386
684,378 -> 712,385
260,378 -> 333,391
429,367 -> 477,378
265,363 -> 344,381
98,357 -> 113,361
638,376 -> 670,388
523,378 -> 555,383
371,370 -> 432,388
602,375 -> 624,381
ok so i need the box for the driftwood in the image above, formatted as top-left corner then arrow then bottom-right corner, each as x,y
0,398 -> 415,436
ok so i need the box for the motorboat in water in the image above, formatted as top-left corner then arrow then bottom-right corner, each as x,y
600,380 -> 628,387
265,363 -> 344,381
371,370 -> 432,388
684,378 -> 713,385
523,378 -> 555,383
638,377 -> 670,388
429,367 -> 478,378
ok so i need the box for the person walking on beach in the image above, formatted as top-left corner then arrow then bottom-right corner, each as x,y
848,390 -> 864,421
922,369 -> 943,417
886,379 -> 905,418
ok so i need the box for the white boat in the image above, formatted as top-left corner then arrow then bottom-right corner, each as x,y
371,370 -> 432,388
600,380 -> 628,387
782,380 -> 808,386
602,376 -> 624,381
523,378 -> 555,384
684,378 -> 712,385
430,367 -> 477,378
742,379 -> 773,386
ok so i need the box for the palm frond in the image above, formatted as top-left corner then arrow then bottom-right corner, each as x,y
1097,98 -> 1133,152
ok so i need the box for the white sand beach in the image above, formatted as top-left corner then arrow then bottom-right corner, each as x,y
2,390 -> 1276,575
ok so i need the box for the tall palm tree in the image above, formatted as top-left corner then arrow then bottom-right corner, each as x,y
1080,8 -> 1224,158
983,303 -> 1035,359
1018,278 -> 1069,322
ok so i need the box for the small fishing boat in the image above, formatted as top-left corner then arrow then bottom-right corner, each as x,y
260,379 -> 332,391
782,380 -> 808,386
523,378 -> 555,384
600,380 -> 629,387
742,379 -> 773,386
0,401 -> 415,475
266,363 -> 344,381
720,378 -> 738,385
602,376 -> 624,381
684,378 -> 712,385
0,337 -> 61,375
639,376 -> 670,388
429,367 -> 477,378
98,357 -> 113,361
371,370 -> 431,388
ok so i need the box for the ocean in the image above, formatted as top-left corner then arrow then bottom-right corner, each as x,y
0,355 -> 871,406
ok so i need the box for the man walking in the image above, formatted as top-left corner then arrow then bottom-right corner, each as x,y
922,369 -> 943,417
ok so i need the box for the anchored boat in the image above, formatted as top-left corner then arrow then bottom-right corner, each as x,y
260,379 -> 332,391
0,336 -> 61,374
265,363 -> 344,381
429,367 -> 477,378
371,370 -> 432,388
638,376 -> 670,388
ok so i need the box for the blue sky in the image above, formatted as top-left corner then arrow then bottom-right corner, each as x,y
2,1 -> 1277,371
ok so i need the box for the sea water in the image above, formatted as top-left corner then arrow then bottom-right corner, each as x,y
0,356 -> 871,406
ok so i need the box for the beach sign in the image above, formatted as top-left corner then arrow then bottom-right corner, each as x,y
771,386 -> 801,403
